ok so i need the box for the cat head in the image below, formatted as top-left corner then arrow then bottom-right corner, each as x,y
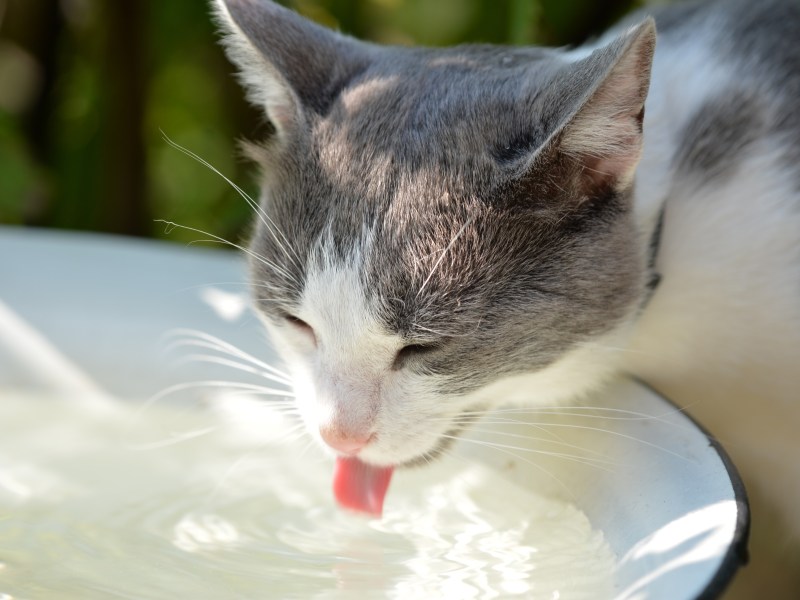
214,0 -> 655,467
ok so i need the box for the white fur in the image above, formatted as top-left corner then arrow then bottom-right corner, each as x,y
275,33 -> 800,500
236,2 -> 800,546
626,33 -> 800,537
632,29 -> 732,235
467,326 -> 637,409
267,240 -> 465,466
629,155 -> 800,530
272,231 -> 646,467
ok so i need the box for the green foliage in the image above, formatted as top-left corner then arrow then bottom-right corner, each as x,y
0,0 -> 641,245
0,112 -> 41,223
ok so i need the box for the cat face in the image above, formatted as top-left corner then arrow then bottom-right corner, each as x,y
215,0 -> 655,467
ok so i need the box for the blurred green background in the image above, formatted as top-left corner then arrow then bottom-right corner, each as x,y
0,0 -> 642,245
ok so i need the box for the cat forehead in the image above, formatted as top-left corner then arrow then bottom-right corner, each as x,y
311,46 -> 568,166
255,49 -> 583,286
344,45 -> 563,105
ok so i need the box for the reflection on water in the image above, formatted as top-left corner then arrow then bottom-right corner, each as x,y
0,391 -> 615,600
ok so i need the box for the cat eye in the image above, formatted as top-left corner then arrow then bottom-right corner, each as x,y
392,343 -> 438,371
282,313 -> 316,344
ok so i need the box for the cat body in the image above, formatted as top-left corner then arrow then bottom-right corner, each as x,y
612,0 -> 800,542
607,6 -> 800,591
213,0 -> 800,593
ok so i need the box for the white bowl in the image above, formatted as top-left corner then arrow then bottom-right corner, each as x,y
0,226 -> 749,599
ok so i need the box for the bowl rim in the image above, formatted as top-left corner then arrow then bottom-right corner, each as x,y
0,226 -> 753,598
634,378 -> 751,600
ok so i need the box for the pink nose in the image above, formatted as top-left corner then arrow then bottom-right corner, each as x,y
320,427 -> 371,454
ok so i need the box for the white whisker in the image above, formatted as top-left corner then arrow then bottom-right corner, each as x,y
460,404 -> 690,425
460,426 -> 611,459
164,329 -> 291,381
217,392 -> 299,409
138,380 -> 295,422
438,415 -> 572,445
525,421 -> 689,460
416,214 -> 476,299
156,219 -> 297,284
127,427 -> 219,451
443,434 -> 615,471
441,434 -> 576,500
160,132 -> 303,271
171,352 -> 293,387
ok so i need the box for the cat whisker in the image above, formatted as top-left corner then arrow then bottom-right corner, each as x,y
138,380 -> 295,423
436,414 -> 573,445
155,219 -> 298,285
526,421 -> 689,461
247,285 -> 300,295
174,281 -> 251,290
416,214 -> 476,299
182,239 -> 300,288
126,379 -> 301,454
216,391 -> 300,411
423,325 -> 480,338
451,426 -> 612,459
199,408 -> 319,506
441,433 -> 617,470
442,412 -> 688,460
577,160 -> 614,178
169,352 -> 293,387
439,434 -> 577,500
127,426 -> 220,451
460,404 -> 691,423
164,328 -> 291,381
510,410 -> 686,428
160,132 -> 303,272
196,378 -> 295,398
170,281 -> 300,295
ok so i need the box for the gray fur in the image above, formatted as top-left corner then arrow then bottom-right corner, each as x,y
217,0 -> 370,116
673,90 -> 765,180
621,0 -> 800,183
213,0 -> 799,462
713,0 -> 800,183
216,0 -> 654,396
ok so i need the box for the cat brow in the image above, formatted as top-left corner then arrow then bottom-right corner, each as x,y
415,214 -> 476,299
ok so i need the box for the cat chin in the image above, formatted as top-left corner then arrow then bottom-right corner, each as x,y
389,439 -> 457,469
354,424 -> 466,469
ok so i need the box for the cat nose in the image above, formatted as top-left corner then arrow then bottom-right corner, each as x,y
319,427 -> 372,454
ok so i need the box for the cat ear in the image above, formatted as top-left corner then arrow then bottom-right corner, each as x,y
538,19 -> 656,197
213,0 -> 370,141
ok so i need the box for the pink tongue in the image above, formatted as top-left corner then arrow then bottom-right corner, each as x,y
333,456 -> 394,516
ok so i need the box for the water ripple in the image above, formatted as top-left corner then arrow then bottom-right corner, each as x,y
0,390 -> 615,600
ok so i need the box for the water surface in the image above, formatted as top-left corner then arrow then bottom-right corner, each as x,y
0,390 -> 615,599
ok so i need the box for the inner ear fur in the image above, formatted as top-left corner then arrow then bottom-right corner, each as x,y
213,0 -> 372,141
537,19 -> 656,202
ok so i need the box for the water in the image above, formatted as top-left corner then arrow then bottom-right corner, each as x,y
0,390 -> 616,600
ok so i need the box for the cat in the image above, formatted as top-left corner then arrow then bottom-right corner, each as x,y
212,0 -> 800,595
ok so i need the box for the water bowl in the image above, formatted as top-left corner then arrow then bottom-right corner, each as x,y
0,227 -> 749,599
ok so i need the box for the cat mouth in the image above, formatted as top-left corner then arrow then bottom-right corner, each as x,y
397,406 -> 484,468
331,427 -> 468,516
397,428 -> 462,468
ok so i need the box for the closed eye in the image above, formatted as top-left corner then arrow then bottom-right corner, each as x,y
392,343 -> 439,371
282,313 -> 317,344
